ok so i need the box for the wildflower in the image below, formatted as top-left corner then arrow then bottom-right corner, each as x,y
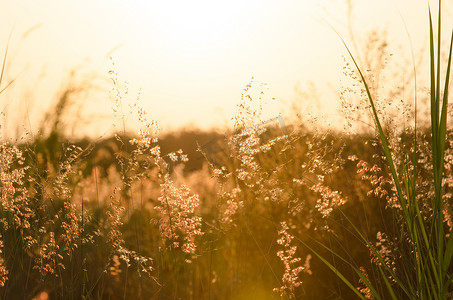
155,177 -> 204,254
274,222 -> 304,299
357,266 -> 373,300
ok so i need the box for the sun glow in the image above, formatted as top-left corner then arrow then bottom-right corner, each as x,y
130,0 -> 281,54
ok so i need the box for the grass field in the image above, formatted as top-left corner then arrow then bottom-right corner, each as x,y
0,1 -> 452,299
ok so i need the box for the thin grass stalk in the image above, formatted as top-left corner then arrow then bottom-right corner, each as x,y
0,28 -> 15,95
0,31 -> 11,88
297,239 -> 368,300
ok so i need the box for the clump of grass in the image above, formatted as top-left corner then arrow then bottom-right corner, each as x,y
303,1 -> 453,299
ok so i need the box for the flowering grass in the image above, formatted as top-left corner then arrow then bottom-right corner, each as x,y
0,2 -> 452,300
302,1 -> 453,299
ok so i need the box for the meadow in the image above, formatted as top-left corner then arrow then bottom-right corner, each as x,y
1,2 -> 453,300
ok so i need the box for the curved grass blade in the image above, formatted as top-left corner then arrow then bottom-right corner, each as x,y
0,28 -> 13,88
298,238 -> 370,300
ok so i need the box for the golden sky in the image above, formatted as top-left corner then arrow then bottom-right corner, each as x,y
0,0 -> 450,138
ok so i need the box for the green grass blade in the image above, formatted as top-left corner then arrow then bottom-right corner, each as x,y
446,273 -> 453,289
336,209 -> 413,297
441,31 -> 453,294
307,237 -> 383,299
340,39 -> 410,229
429,8 -> 439,182
298,239 -> 369,300
436,0 -> 442,124
444,233 -> 453,284
377,266 -> 398,300
438,29 -> 453,174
